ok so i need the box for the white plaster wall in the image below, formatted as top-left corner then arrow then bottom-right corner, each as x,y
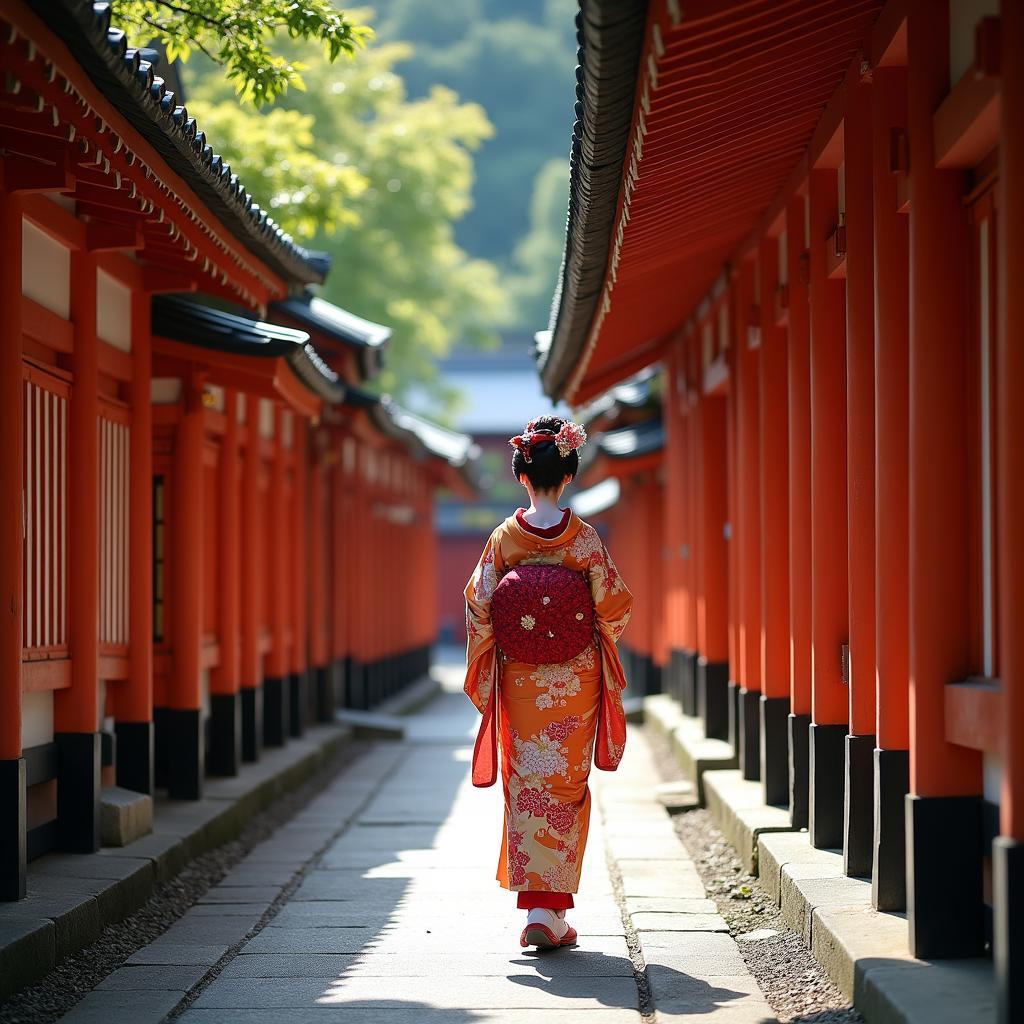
950,0 -> 998,85
259,399 -> 275,440
22,689 -> 54,748
22,220 -> 70,319
151,378 -> 182,405
96,270 -> 132,353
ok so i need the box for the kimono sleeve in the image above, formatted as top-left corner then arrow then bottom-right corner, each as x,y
585,535 -> 633,771
463,529 -> 501,714
587,538 -> 633,645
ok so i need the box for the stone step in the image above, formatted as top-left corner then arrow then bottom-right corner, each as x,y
100,786 -> 153,847
702,769 -> 793,873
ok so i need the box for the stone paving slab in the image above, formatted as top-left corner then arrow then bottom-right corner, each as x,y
191,974 -> 641,1010
180,1010 -> 640,1024
56,988 -> 186,1024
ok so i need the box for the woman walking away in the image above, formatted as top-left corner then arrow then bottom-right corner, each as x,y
464,416 -> 633,951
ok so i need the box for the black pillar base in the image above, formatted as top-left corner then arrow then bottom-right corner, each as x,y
314,665 -> 334,723
648,659 -> 663,697
288,671 -> 308,738
54,732 -> 100,852
843,733 -> 875,878
759,695 -> 790,806
698,658 -> 730,740
240,685 -> 263,763
727,679 -> 742,752
0,758 -> 26,901
872,747 -> 908,910
334,658 -> 349,709
208,693 -> 241,777
114,721 -> 154,795
738,688 -> 761,781
348,660 -> 366,710
907,793 -> 985,959
263,676 -> 289,747
994,837 -> 1024,1024
154,711 -> 203,800
809,722 -> 845,849
680,649 -> 697,715
789,713 -> 811,829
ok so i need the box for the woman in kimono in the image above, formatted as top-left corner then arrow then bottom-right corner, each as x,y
464,415 -> 633,950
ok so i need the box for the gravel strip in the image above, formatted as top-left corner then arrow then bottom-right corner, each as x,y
0,740 -> 370,1024
644,723 -> 863,1024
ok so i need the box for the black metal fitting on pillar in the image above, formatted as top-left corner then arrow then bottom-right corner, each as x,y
697,658 -> 730,740
843,733 -> 875,877
262,676 -> 289,747
906,793 -> 985,959
240,685 -> 263,763
788,713 -> 811,829
759,695 -> 790,805
208,693 -> 242,777
54,732 -> 100,852
738,689 -> 761,781
0,758 -> 26,901
288,670 -> 308,738
994,837 -> 1024,1024
809,722 -> 846,848
114,721 -> 154,795
872,746 -> 908,910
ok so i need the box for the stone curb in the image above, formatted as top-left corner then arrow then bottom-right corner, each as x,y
702,770 -> 794,874
0,723 -> 351,1002
335,674 -> 442,739
643,698 -> 738,806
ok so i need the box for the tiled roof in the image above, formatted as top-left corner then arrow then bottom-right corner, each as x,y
152,296 -> 346,404
271,293 -> 390,380
598,416 -> 664,459
32,0 -> 330,286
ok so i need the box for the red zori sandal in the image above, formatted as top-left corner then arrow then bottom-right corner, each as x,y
520,909 -> 578,949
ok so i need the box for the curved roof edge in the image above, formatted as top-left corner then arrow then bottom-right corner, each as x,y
152,295 -> 345,403
570,476 -> 620,518
35,0 -> 330,286
539,0 -> 649,402
271,294 -> 391,380
598,416 -> 664,459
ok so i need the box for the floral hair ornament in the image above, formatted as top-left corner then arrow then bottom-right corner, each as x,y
508,420 -> 588,463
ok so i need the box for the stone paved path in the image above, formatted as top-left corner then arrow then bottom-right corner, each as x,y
59,660 -> 775,1023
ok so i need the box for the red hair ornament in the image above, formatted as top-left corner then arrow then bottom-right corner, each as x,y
508,420 -> 588,463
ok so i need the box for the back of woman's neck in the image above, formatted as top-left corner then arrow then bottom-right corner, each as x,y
525,496 -> 565,528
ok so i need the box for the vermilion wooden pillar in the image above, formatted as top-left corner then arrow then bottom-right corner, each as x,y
684,364 -> 701,711
758,236 -> 790,806
165,376 -> 205,798
209,389 -> 241,776
264,408 -> 290,744
331,446 -> 348,707
288,416 -> 309,736
239,399 -> 263,762
736,260 -> 761,780
0,190 -> 26,899
871,65 -> 910,912
808,166 -> 849,849
56,250 -> 101,849
309,446 -> 332,720
905,3 -> 983,959
696,390 -> 730,742
725,326 -> 741,751
994,3 -> 1024,1015
786,193 -> 813,829
843,68 -> 877,879
114,290 -> 154,796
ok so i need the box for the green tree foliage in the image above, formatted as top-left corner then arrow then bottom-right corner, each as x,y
185,35 -> 507,410
504,158 -> 569,331
372,0 -> 578,317
113,0 -> 370,105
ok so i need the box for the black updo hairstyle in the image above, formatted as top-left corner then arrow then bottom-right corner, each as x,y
511,415 -> 579,491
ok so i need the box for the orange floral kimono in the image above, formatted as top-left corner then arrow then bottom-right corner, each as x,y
464,510 -> 633,896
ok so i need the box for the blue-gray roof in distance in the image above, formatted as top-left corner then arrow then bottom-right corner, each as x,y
598,416 -> 664,459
